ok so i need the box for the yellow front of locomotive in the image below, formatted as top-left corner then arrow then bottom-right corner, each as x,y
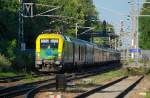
35,33 -> 64,71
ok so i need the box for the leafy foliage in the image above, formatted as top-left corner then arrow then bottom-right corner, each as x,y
13,50 -> 35,72
0,39 -> 16,61
22,0 -> 105,48
0,54 -> 11,71
0,0 -> 114,71
139,0 -> 150,49
0,0 -> 113,48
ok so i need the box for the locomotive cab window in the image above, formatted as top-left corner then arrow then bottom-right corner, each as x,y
40,39 -> 49,49
40,39 -> 59,49
40,39 -> 59,60
50,39 -> 59,49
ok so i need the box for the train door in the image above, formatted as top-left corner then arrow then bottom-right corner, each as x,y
93,47 -> 96,64
85,44 -> 88,65
73,43 -> 75,66
72,40 -> 80,66
68,42 -> 73,63
99,49 -> 102,63
79,45 -> 81,64
63,42 -> 68,63
75,44 -> 79,65
103,51 -> 105,62
83,45 -> 86,64
80,45 -> 85,65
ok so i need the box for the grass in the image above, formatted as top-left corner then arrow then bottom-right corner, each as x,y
127,67 -> 149,75
0,71 -> 46,82
146,74 -> 150,98
145,91 -> 150,98
0,72 -> 17,77
0,71 -> 48,83
21,74 -> 49,83
75,69 -> 127,87
144,74 -> 150,98
90,70 -> 127,83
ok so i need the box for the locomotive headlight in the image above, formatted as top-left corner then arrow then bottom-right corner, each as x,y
37,53 -> 40,57
58,53 -> 61,57
58,53 -> 62,61
55,61 -> 60,64
36,53 -> 40,60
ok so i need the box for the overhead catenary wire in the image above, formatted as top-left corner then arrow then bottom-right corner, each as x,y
35,6 -> 62,16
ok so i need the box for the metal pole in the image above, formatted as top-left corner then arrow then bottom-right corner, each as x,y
18,3 -> 21,48
18,0 -> 23,49
21,3 -> 24,43
18,0 -> 26,51
130,0 -> 136,59
136,0 -> 139,63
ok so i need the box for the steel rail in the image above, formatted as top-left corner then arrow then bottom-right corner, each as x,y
0,73 -> 51,83
0,75 -> 25,82
116,75 -> 144,98
74,75 -> 144,98
74,76 -> 128,98
25,65 -> 121,98
0,74 -> 73,98
0,76 -> 56,98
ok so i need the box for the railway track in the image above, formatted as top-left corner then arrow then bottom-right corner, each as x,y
25,64 -> 120,98
0,75 -> 57,98
0,64 -> 120,98
0,73 -> 51,83
0,73 -> 74,98
74,75 -> 144,98
0,75 -> 26,83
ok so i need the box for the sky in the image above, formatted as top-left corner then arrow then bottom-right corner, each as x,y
93,0 -> 143,48
93,0 -> 142,33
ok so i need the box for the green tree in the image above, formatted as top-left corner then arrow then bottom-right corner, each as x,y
139,0 -> 150,49
0,0 -> 115,71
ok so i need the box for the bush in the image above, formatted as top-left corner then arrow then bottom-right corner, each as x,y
6,39 -> 16,61
127,67 -> 149,75
0,39 -> 35,73
13,50 -> 35,72
0,54 -> 11,71
121,60 -> 128,66
128,59 -> 135,63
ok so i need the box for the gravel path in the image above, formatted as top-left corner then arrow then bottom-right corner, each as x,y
125,76 -> 150,98
31,75 -> 150,98
87,76 -> 141,98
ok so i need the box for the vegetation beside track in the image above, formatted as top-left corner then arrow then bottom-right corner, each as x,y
0,72 -> 17,77
21,74 -> 49,83
75,69 -> 127,87
126,67 -> 149,75
0,0 -> 115,74
122,57 -> 150,75
0,49 -> 35,76
145,92 -> 150,98
0,54 -> 12,72
0,72 -> 49,83
145,74 -> 150,98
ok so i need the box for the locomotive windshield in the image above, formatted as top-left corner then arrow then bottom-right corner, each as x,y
40,39 -> 59,60
40,39 -> 58,49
